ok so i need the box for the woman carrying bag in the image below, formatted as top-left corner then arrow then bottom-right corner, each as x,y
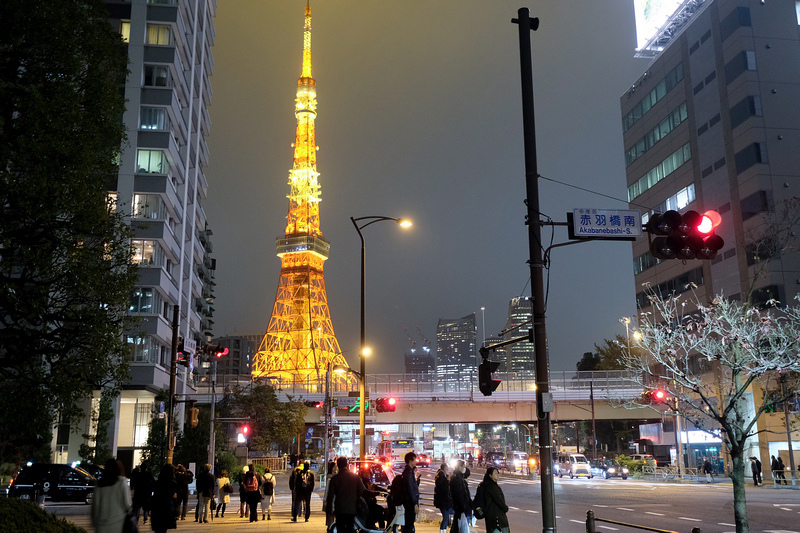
215,469 -> 231,518
480,467 -> 509,533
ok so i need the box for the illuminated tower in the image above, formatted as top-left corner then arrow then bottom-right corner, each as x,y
252,3 -> 349,382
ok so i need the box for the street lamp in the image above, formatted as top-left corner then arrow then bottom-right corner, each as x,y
322,362 -> 347,488
350,215 -> 412,460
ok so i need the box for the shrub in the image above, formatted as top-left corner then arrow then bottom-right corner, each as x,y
0,498 -> 87,533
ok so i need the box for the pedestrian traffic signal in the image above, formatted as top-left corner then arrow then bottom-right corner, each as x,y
189,407 -> 199,428
646,209 -> 724,260
375,397 -> 397,413
214,346 -> 228,358
478,360 -> 502,396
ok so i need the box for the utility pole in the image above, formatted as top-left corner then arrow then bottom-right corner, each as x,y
167,305 -> 179,465
208,351 -> 217,468
512,8 -> 556,532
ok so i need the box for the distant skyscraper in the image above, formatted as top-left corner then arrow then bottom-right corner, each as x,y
212,336 -> 257,383
436,313 -> 477,380
404,346 -> 435,378
504,297 -> 534,374
483,334 -> 508,373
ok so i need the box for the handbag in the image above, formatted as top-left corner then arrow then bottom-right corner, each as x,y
211,498 -> 216,511
394,504 -> 405,526
223,483 -> 233,494
123,511 -> 138,533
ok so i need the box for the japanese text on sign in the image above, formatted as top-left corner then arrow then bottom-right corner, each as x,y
572,209 -> 642,238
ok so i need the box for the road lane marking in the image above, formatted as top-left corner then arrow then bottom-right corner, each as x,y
645,512 -> 665,516
678,517 -> 702,522
616,507 -> 634,511
594,505 -> 609,508
524,510 -> 538,513
598,527 -> 619,531
508,506 -> 519,510
569,520 -> 583,525
718,523 -> 735,527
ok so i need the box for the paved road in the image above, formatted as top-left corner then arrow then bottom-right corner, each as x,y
415,466 -> 800,533
53,467 -> 799,533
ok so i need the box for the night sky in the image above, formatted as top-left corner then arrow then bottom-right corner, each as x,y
204,1 -> 651,374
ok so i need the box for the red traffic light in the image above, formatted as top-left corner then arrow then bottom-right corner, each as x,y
647,210 -> 724,260
241,425 -> 249,435
387,398 -> 396,406
653,389 -> 666,402
215,347 -> 229,358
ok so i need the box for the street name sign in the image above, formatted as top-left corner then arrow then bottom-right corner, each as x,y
569,209 -> 642,240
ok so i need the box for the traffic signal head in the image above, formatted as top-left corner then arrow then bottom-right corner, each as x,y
646,210 -> 724,260
478,360 -> 501,396
303,400 -> 323,408
375,397 -> 397,413
215,345 -> 229,358
652,389 -> 667,403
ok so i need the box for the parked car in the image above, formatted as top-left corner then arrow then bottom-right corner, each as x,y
556,453 -> 592,478
590,459 -> 628,479
9,463 -> 96,504
630,454 -> 656,466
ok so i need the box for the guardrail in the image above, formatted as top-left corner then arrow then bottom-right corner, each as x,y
642,465 -> 699,480
586,509 -> 700,533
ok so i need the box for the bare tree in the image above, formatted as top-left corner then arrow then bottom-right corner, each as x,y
619,290 -> 800,533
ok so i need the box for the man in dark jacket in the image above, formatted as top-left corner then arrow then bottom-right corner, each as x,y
401,452 -> 420,533
433,463 -> 453,533
288,464 -> 304,521
750,456 -> 762,486
299,462 -> 315,521
481,467 -> 509,533
449,460 -> 471,533
325,457 -> 375,533
196,463 -> 215,523
175,464 -> 192,520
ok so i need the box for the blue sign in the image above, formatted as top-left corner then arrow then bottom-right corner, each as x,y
572,209 -> 642,238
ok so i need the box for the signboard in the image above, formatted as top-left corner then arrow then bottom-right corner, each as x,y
633,0 -> 684,50
569,209 -> 641,240
184,338 -> 197,355
348,391 -> 369,398
338,397 -> 356,408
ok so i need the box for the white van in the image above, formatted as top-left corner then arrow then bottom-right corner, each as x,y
556,453 -> 593,478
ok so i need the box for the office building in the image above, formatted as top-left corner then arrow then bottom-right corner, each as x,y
436,313 -> 477,381
504,297 -> 535,374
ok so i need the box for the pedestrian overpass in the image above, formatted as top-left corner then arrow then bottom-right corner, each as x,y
208,370 -> 655,424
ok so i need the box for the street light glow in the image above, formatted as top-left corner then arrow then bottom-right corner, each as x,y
397,218 -> 412,228
361,347 -> 372,357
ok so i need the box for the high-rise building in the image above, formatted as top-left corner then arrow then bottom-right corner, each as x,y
252,4 -> 350,383
483,334 -> 508,373
70,0 -> 217,469
436,313 -> 477,381
212,335 -> 257,387
503,297 -> 534,374
404,346 -> 435,378
624,0 -> 800,313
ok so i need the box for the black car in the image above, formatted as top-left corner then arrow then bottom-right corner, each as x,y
9,463 -> 96,504
590,459 -> 629,480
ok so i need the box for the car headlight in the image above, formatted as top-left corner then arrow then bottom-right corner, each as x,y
608,468 -> 615,473
622,467 -> 629,473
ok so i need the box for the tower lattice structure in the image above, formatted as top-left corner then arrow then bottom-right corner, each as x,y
253,4 -> 350,384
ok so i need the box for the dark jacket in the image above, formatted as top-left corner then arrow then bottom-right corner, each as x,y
150,478 -> 178,530
449,469 -> 470,515
196,470 -> 215,498
703,460 -> 712,474
402,464 -> 419,506
481,474 -> 509,532
325,470 -> 374,516
175,469 -> 192,495
288,466 -> 303,492
751,459 -> 761,474
433,468 -> 452,509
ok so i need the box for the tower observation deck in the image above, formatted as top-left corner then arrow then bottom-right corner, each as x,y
253,3 -> 351,383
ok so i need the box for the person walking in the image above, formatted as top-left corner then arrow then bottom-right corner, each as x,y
237,466 -> 249,518
196,463 -> 215,523
90,458 -> 132,533
298,461 -> 315,522
402,452 -> 420,533
325,457 -> 375,533
243,464 -> 262,522
481,467 -> 509,533
771,455 -> 783,485
434,463 -> 453,533
776,456 -> 787,485
750,456 -> 762,486
323,461 -> 338,527
703,458 -> 713,483
449,459 -> 471,533
215,469 -> 231,518
174,465 -> 192,520
261,467 -> 276,520
150,464 -> 178,533
131,461 -> 154,524
289,463 -> 303,521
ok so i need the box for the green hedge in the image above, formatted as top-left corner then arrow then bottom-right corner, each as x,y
0,498 -> 87,533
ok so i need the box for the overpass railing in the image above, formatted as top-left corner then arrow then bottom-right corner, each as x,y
213,370 -> 643,402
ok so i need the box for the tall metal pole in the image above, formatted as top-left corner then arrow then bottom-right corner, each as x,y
323,367 -> 330,488
780,374 -> 797,485
167,305 -> 180,465
590,381 -> 597,460
513,8 -> 555,532
208,356 -> 216,468
356,222 -> 367,461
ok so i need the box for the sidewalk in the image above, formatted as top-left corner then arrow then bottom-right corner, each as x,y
64,490 -> 443,533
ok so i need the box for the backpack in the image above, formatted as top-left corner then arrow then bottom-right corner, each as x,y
185,470 -> 194,485
389,473 -> 406,507
263,473 -> 275,496
471,482 -> 486,519
300,471 -> 311,490
244,474 -> 258,492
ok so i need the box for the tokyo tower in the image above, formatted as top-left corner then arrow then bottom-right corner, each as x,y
252,3 -> 350,383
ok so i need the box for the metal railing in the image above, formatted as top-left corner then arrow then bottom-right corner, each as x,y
586,509 -> 700,533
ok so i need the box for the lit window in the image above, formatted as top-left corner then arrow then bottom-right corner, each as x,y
147,24 -> 172,46
121,22 -> 131,43
131,239 -> 164,266
129,288 -> 156,314
133,194 -> 167,220
137,149 -> 167,174
141,107 -> 169,130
